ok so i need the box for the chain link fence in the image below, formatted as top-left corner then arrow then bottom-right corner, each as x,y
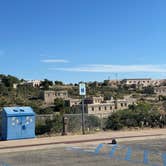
64,114 -> 107,133
35,113 -> 107,135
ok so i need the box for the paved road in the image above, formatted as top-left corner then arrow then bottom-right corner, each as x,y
0,138 -> 166,166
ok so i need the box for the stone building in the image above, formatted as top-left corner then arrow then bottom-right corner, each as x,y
26,80 -> 41,87
41,90 -> 68,104
85,102 -> 115,118
65,98 -> 81,107
121,78 -> 162,87
83,97 -> 136,118
154,86 -> 166,96
121,78 -> 152,87
84,96 -> 104,104
151,80 -> 163,86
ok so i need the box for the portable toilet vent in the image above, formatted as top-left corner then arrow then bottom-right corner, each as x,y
1,107 -> 35,140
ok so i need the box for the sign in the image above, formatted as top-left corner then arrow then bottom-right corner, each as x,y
79,83 -> 86,96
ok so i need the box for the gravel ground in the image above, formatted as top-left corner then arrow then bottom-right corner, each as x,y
0,138 -> 166,166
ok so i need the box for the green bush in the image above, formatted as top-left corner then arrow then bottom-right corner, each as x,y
35,114 -> 63,135
35,121 -> 51,135
105,113 -> 123,130
105,102 -> 164,130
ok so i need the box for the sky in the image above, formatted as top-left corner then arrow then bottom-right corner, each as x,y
0,0 -> 166,83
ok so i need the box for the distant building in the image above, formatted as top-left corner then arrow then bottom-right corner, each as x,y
65,98 -> 81,107
121,78 -> 152,87
150,80 -> 163,86
41,91 -> 56,104
85,97 -> 136,118
121,78 -> 162,87
108,80 -> 120,88
26,80 -> 41,87
154,86 -> 166,96
69,96 -> 135,118
13,83 -> 18,89
160,79 -> 166,86
41,90 -> 68,104
84,96 -> 104,104
56,90 -> 68,99
85,102 -> 115,118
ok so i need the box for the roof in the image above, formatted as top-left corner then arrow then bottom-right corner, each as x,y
123,78 -> 151,81
2,107 -> 35,117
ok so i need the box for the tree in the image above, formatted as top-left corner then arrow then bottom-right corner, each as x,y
102,80 -> 109,86
143,86 -> 154,95
35,114 -> 62,135
88,81 -> 99,88
105,102 -> 154,130
54,98 -> 66,114
41,79 -> 53,90
105,113 -> 123,130
1,75 -> 20,88
54,80 -> 63,85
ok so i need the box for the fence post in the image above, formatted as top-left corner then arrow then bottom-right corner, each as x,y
62,116 -> 68,135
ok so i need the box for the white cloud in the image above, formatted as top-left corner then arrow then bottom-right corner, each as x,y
41,59 -> 69,63
49,64 -> 166,73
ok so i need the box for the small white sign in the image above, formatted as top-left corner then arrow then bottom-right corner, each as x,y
79,83 -> 86,96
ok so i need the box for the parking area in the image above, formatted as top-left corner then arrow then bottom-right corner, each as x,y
0,138 -> 166,166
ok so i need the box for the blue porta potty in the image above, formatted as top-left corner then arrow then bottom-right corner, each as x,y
1,106 -> 35,140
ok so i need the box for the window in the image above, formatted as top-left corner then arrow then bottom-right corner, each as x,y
99,107 -> 101,111
92,107 -> 94,111
105,106 -> 107,110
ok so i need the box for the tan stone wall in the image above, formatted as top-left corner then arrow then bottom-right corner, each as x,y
44,91 -> 56,104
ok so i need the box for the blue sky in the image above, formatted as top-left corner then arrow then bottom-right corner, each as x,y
0,0 -> 166,83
